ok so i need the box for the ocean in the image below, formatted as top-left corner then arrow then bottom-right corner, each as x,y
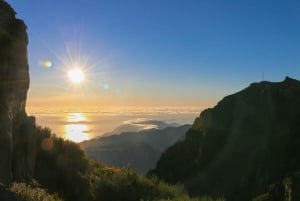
27,107 -> 201,142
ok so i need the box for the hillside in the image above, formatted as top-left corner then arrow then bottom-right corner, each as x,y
150,77 -> 300,201
80,125 -> 190,174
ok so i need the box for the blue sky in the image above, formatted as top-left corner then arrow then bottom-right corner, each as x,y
6,0 -> 300,109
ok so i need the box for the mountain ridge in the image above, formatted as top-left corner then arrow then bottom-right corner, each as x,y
101,119 -> 180,137
80,124 -> 191,174
150,76 -> 300,201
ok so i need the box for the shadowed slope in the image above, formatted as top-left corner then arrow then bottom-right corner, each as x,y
150,77 -> 300,201
81,125 -> 191,174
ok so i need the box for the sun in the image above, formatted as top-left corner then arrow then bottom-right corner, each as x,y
67,68 -> 85,84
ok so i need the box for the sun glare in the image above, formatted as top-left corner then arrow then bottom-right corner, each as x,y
64,113 -> 90,142
68,68 -> 85,84
65,124 -> 89,142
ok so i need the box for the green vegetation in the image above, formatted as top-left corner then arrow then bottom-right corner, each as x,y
88,161 -> 194,201
252,193 -> 272,201
30,126 -> 223,201
11,182 -> 62,201
34,126 -> 90,201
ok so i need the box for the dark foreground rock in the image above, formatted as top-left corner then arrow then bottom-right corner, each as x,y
0,0 -> 36,185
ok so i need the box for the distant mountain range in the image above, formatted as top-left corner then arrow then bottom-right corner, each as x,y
102,119 -> 179,136
149,77 -> 300,201
80,123 -> 191,174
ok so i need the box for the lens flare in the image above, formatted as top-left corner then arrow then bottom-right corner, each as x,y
41,138 -> 53,151
102,83 -> 109,90
44,60 -> 53,68
38,60 -> 53,68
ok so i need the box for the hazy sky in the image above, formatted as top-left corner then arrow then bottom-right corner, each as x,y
7,0 -> 300,109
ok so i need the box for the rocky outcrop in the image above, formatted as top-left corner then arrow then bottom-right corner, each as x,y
150,77 -> 300,201
0,0 -> 36,185
12,116 -> 37,181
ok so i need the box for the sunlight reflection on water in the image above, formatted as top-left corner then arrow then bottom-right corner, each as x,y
29,107 -> 202,143
64,113 -> 90,142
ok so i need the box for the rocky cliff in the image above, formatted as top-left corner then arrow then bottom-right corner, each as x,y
0,0 -> 36,186
150,77 -> 300,201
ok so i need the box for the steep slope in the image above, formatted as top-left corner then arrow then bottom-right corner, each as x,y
80,125 -> 191,174
150,77 -> 300,201
0,0 -> 36,186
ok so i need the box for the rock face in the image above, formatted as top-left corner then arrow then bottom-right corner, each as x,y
150,77 -> 300,201
0,0 -> 36,185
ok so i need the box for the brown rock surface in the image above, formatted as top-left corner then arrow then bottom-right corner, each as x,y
0,0 -> 35,185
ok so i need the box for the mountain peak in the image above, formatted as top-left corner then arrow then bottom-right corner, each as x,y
193,77 -> 300,130
283,76 -> 300,84
0,0 -> 15,14
152,77 -> 300,201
